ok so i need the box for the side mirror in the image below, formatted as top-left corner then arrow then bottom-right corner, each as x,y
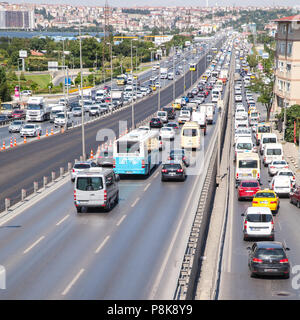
241,213 -> 245,217
115,174 -> 120,182
286,247 -> 290,251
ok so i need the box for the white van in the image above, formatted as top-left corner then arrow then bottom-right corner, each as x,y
235,136 -> 256,160
74,167 -> 120,213
241,207 -> 274,241
236,152 -> 260,182
260,133 -> 278,155
263,143 -> 283,167
157,110 -> 168,123
269,176 -> 292,198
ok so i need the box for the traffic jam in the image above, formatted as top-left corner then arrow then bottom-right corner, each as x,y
72,38 -> 232,213
233,38 -> 296,280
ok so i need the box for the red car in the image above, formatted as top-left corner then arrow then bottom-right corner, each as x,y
11,109 -> 26,119
238,180 -> 261,201
289,186 -> 300,208
204,90 -> 210,97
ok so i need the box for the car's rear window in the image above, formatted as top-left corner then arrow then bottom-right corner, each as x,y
76,177 -> 103,191
241,182 -> 259,187
163,164 -> 182,170
246,214 -> 272,222
255,192 -> 275,198
74,164 -> 91,169
256,248 -> 286,260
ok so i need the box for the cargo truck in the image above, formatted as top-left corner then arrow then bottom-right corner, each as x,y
26,97 -> 51,122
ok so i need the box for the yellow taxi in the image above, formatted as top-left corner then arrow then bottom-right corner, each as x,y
172,99 -> 182,110
150,85 -> 157,91
250,75 -> 256,80
252,189 -> 280,214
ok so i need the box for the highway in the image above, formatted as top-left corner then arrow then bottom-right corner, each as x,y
0,80 -> 223,300
0,38 -> 228,298
217,73 -> 300,300
0,36 -> 224,211
0,44 -> 197,148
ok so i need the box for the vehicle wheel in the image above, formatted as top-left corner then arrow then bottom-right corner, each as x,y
114,192 -> 119,205
297,201 -> 300,209
283,273 -> 290,279
104,199 -> 111,212
250,272 -> 257,278
238,196 -> 242,201
76,206 -> 82,213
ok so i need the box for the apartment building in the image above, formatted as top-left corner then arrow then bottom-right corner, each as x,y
273,15 -> 300,111
0,9 -> 34,29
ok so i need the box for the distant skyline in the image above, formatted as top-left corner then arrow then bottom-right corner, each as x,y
4,0 -> 300,7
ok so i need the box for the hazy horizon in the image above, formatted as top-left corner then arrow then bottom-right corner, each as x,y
5,0 -> 300,7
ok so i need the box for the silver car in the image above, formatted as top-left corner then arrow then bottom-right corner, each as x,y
8,120 -> 25,133
71,161 -> 98,182
20,124 -> 42,137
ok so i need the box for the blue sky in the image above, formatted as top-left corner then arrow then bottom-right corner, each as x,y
7,0 -> 300,7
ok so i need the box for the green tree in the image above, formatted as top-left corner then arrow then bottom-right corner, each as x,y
0,67 -> 11,102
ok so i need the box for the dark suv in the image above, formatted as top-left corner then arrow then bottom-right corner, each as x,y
150,117 -> 163,128
161,161 -> 186,182
247,241 -> 290,279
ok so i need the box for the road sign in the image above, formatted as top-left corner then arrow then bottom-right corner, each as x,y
65,77 -> 72,86
48,61 -> 58,72
19,50 -> 27,58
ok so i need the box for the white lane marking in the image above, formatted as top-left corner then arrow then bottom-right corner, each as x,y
23,236 -> 45,254
116,214 -> 127,226
95,235 -> 110,254
56,214 -> 70,226
61,268 -> 85,296
144,183 -> 151,192
131,197 -> 140,208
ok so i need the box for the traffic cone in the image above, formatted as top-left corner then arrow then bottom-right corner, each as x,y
37,132 -> 40,140
24,136 -> 27,144
46,129 -> 49,137
10,138 -> 13,148
2,141 -> 5,150
51,128 -> 54,135
90,149 -> 94,159
14,137 -> 17,147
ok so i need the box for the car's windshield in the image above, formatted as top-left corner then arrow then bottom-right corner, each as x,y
237,143 -> 252,150
74,164 -> 91,169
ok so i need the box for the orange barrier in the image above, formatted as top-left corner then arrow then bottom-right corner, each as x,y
90,149 -> 94,159
51,128 -> 54,135
14,137 -> 17,147
10,138 -> 13,148
24,136 -> 27,144
46,129 -> 49,137
2,141 -> 5,150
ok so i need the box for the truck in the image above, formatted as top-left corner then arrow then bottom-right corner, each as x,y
160,67 -> 168,79
50,104 -> 67,123
201,103 -> 215,125
79,88 -> 95,101
26,97 -> 51,122
111,89 -> 124,107
0,101 -> 19,119
219,68 -> 229,84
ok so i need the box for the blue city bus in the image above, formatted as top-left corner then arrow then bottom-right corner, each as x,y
113,129 -> 159,176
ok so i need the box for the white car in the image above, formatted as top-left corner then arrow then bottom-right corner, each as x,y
235,94 -> 243,102
21,90 -> 32,96
241,207 -> 274,241
54,112 -> 72,127
276,168 -> 296,186
178,110 -> 191,124
138,126 -> 150,132
268,160 -> 288,176
160,127 -> 175,140
20,124 -> 42,137
157,111 -> 168,123
269,175 -> 292,198
8,120 -> 25,133
71,161 -> 98,182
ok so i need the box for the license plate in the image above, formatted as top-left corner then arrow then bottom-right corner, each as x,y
245,190 -> 253,193
169,172 -> 176,176
264,269 -> 278,272
260,201 -> 268,204
250,227 -> 260,231
126,171 -> 132,174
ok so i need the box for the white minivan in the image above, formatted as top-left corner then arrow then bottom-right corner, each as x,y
260,133 -> 278,155
235,136 -> 256,161
74,168 -> 120,213
263,143 -> 283,167
269,176 -> 292,198
241,207 -> 274,241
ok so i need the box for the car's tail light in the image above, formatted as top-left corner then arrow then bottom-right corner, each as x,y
280,259 -> 289,263
284,165 -> 289,168
257,172 -> 260,179
236,172 -> 239,180
104,190 -> 107,201
270,201 -> 277,204
253,200 -> 258,204
74,190 -> 76,201
72,169 -> 75,173
177,169 -> 183,173
270,166 -> 275,169
252,258 -> 263,263
162,169 -> 168,173
113,159 -> 116,168
244,220 -> 247,231
142,160 -> 145,168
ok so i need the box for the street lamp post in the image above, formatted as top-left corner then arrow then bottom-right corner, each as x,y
173,46 -> 175,101
158,58 -> 161,111
107,42 -> 113,112
131,39 -> 134,130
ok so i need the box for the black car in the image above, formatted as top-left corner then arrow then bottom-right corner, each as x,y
168,149 -> 190,167
165,121 -> 179,131
175,70 -> 180,75
247,241 -> 290,279
161,161 -> 186,182
187,92 -> 194,99
162,106 -> 176,120
150,117 -> 163,128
